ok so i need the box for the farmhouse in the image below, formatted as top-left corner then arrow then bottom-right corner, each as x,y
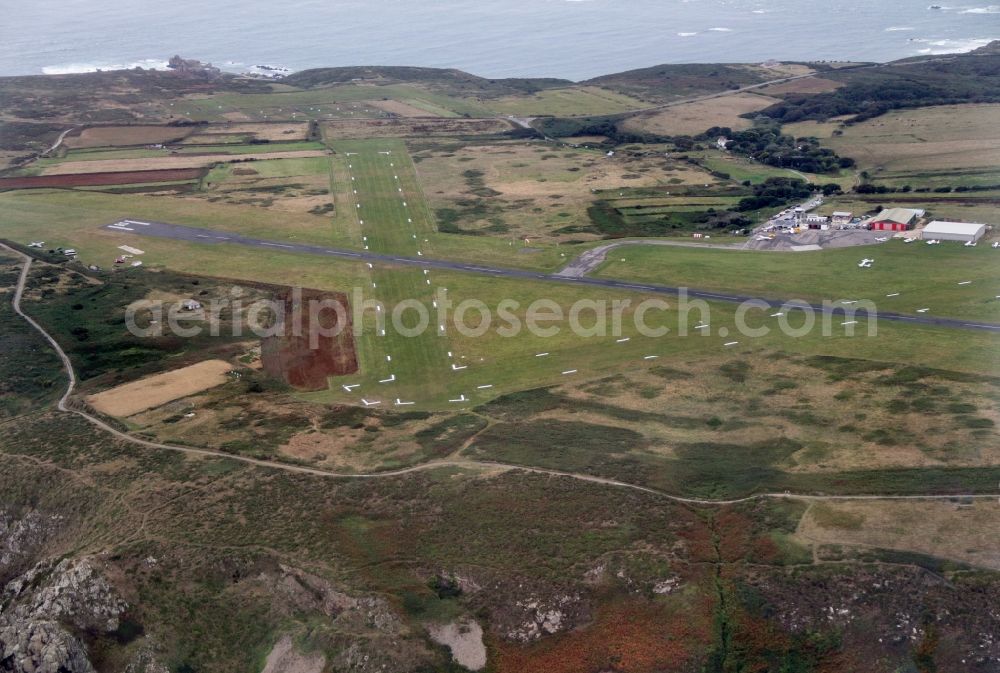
870,208 -> 920,231
921,220 -> 988,243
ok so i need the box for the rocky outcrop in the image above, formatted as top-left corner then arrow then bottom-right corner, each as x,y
0,557 -> 127,673
166,55 -> 221,77
0,509 -> 66,585
262,565 -> 429,672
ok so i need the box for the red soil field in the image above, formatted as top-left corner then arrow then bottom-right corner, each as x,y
261,288 -> 359,391
0,168 -> 205,189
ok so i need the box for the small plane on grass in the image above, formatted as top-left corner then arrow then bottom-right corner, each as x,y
858,258 -> 874,268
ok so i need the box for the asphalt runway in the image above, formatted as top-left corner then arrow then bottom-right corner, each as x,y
103,219 -> 1000,333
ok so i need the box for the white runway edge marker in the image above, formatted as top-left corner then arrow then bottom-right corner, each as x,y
885,292 -> 900,297
770,312 -> 784,317
361,399 -> 381,407
342,384 -> 360,392
616,337 -> 630,343
451,363 -> 467,371
535,352 -> 550,357
477,384 -> 493,389
916,308 -> 930,313
724,341 -> 739,347
395,399 -> 414,406
958,281 -> 971,285
694,324 -> 710,330
562,369 -> 577,375
643,355 -> 659,360
449,394 -> 468,403
379,374 -> 396,383
842,321 -> 858,326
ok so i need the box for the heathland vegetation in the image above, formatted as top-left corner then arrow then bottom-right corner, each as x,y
2,45 -> 1000,673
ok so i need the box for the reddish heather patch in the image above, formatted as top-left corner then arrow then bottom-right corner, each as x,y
0,168 -> 205,189
492,598 -> 714,673
260,288 -> 358,391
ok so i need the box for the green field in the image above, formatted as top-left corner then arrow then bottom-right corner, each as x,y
482,86 -> 649,117
788,104 -> 1000,189
171,82 -> 489,121
595,241 -> 1000,323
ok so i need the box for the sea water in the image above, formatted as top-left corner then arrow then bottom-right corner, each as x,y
1,0 -> 997,79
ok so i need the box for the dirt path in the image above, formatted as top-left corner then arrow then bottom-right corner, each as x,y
4,242 -> 999,506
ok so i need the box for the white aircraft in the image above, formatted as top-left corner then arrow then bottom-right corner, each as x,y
858,258 -> 874,268
926,239 -> 940,245
964,241 -> 977,247
903,237 -> 915,243
993,241 -> 1000,248
875,236 -> 888,242
28,241 -> 44,248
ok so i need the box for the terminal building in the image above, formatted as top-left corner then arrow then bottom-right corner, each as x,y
921,221 -> 988,243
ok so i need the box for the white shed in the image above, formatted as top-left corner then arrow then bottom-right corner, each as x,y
921,221 -> 987,243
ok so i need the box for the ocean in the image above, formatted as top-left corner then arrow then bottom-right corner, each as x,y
1,0 -> 997,80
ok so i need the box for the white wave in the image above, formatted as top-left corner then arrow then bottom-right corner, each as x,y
885,26 -> 915,31
961,5 -> 1000,13
42,58 -> 170,75
707,27 -> 733,32
910,36 -> 998,53
677,32 -> 699,37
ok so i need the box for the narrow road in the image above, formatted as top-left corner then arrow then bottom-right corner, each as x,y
4,241 -> 1000,506
102,219 -> 1000,333
43,127 -> 75,156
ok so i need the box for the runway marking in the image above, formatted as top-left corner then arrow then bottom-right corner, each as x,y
535,352 -> 549,357
562,369 -> 577,375
643,355 -> 659,360
477,384 -> 493,389
724,341 -> 739,346
342,384 -> 360,392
